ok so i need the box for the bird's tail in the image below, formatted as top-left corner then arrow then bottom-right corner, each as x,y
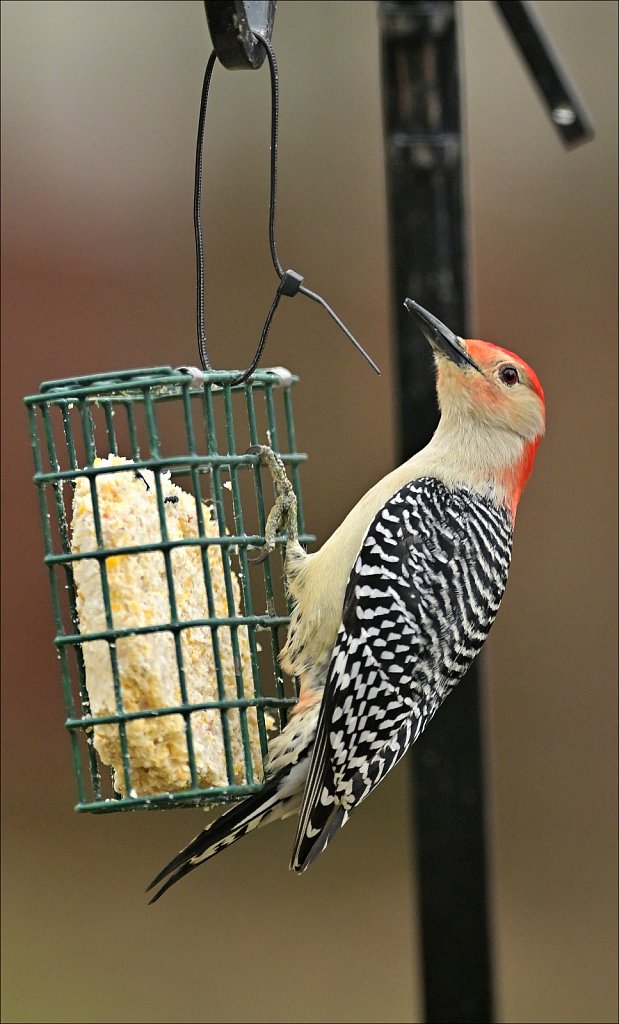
146,772 -> 297,903
289,698 -> 348,873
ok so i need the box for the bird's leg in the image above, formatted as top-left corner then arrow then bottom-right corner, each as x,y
248,445 -> 298,564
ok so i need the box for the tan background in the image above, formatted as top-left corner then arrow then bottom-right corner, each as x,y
1,2 -> 617,1022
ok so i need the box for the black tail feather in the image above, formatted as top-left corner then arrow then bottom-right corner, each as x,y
291,804 -> 346,873
148,860 -> 203,904
146,777 -> 282,901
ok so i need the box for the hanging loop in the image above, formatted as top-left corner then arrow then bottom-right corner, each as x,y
194,30 -> 381,384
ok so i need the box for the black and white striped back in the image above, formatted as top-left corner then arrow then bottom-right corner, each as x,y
292,476 -> 513,870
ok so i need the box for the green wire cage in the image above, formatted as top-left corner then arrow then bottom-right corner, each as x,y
25,365 -> 312,814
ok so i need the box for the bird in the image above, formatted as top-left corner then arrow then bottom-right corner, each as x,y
146,298 -> 545,901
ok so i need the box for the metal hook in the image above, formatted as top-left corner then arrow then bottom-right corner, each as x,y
194,22 -> 381,383
204,1 -> 277,70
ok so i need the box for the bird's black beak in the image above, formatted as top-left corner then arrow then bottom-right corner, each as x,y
404,299 -> 481,372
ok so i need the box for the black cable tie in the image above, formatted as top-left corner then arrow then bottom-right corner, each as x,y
277,270 -> 304,297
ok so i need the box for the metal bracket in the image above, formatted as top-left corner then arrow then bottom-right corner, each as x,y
204,1 -> 277,69
495,0 -> 594,147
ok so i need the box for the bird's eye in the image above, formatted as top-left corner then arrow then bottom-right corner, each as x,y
499,365 -> 519,386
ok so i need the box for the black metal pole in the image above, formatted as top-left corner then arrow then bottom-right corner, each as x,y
379,3 -> 494,1021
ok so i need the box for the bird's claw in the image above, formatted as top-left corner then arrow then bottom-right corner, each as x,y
248,546 -> 272,565
247,444 -> 298,561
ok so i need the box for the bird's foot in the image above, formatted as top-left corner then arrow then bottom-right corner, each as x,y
247,445 -> 298,563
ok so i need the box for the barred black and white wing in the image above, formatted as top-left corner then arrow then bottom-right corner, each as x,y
291,477 -> 512,872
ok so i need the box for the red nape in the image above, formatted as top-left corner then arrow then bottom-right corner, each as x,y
502,436 -> 542,519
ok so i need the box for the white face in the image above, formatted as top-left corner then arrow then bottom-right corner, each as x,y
436,339 -> 546,443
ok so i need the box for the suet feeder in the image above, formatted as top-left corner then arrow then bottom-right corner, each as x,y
24,6 -> 366,816
25,365 -> 312,812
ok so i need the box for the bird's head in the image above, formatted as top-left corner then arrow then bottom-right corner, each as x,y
404,299 -> 545,515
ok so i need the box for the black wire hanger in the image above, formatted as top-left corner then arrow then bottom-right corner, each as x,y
193,31 -> 381,384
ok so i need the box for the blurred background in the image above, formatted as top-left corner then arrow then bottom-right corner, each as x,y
1,2 -> 617,1022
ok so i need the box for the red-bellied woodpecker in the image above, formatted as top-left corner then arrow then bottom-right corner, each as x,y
147,299 -> 545,901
